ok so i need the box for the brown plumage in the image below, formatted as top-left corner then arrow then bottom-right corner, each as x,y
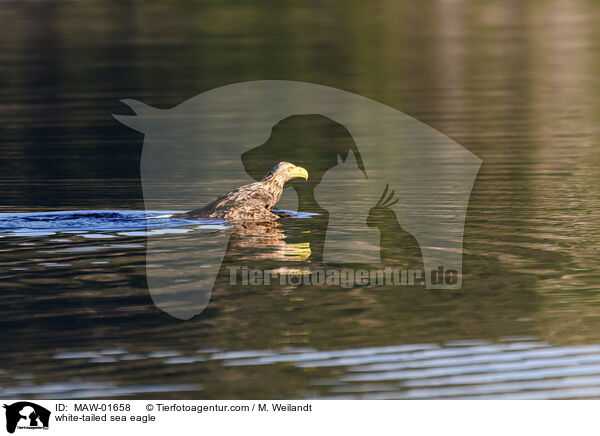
180,162 -> 308,222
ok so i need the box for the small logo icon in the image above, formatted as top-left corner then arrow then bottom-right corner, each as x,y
3,402 -> 50,434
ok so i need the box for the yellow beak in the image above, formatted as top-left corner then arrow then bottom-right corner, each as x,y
290,166 -> 309,180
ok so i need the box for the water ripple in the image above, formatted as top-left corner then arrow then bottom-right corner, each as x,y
18,339 -> 600,399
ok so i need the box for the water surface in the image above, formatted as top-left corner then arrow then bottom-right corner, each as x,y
2,0 -> 600,399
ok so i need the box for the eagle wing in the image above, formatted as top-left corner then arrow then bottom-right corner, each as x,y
184,181 -> 281,221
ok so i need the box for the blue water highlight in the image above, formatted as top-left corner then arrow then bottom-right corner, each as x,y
0,209 -> 315,237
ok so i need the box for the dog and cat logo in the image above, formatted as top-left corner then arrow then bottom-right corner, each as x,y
3,402 -> 50,433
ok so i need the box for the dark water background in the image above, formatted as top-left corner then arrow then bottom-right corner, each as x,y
2,0 -> 600,399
